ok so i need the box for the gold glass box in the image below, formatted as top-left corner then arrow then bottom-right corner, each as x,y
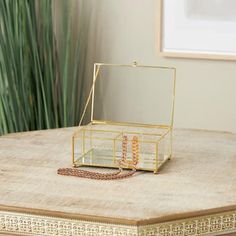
72,62 -> 176,173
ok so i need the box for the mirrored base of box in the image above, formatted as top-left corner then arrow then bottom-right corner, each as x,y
74,148 -> 171,173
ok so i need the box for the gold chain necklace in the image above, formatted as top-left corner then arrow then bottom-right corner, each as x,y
57,135 -> 139,180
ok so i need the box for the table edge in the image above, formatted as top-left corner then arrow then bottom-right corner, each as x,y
1,204 -> 236,226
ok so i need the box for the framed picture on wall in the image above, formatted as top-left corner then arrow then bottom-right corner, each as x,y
158,0 -> 236,60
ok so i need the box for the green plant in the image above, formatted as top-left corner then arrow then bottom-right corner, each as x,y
0,0 -> 87,135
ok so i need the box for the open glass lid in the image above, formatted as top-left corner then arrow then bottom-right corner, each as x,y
79,62 -> 176,128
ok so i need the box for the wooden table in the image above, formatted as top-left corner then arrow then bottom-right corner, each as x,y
0,127 -> 236,236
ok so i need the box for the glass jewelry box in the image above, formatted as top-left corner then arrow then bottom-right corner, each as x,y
72,62 -> 176,174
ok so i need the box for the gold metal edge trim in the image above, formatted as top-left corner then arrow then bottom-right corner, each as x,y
138,210 -> 236,236
0,210 -> 138,236
1,209 -> 236,235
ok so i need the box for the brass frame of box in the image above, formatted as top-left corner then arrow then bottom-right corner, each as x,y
72,62 -> 176,174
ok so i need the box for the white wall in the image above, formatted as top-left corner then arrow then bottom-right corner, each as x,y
84,0 -> 236,133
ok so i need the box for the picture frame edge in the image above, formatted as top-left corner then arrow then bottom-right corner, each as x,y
158,0 -> 236,61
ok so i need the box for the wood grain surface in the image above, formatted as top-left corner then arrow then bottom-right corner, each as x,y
0,127 -> 236,225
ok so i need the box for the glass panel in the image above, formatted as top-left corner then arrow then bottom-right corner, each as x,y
93,65 -> 174,126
